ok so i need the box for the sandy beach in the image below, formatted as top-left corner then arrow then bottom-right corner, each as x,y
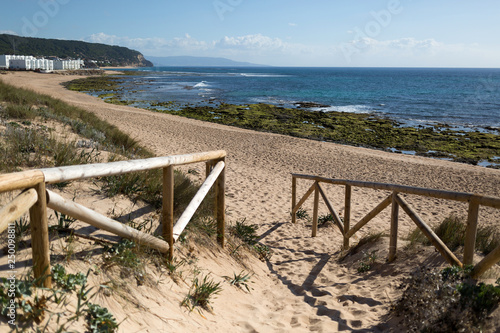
1,71 -> 500,332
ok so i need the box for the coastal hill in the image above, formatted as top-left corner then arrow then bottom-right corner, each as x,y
0,34 -> 153,67
147,55 -> 268,67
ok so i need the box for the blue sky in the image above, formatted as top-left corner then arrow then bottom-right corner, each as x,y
1,0 -> 499,67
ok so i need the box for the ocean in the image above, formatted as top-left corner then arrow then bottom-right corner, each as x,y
111,67 -> 500,132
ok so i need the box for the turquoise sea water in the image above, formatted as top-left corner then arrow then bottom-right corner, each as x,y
111,67 -> 500,132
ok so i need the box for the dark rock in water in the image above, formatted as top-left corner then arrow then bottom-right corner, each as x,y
294,101 -> 330,108
484,125 -> 499,132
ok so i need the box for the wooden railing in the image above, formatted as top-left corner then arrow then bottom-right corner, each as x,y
291,174 -> 500,278
0,151 -> 226,288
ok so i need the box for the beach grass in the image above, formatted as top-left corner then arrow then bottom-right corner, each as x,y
407,214 -> 500,255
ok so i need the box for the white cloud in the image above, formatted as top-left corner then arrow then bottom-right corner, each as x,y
215,34 -> 286,51
84,33 -> 210,53
346,37 -> 442,53
289,23 -> 297,27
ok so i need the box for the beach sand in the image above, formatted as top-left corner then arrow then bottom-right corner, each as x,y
1,71 -> 499,332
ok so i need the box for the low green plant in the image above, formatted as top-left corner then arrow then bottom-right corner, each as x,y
14,216 -> 31,238
230,218 -> 259,245
51,264 -> 87,291
0,276 -> 34,318
225,271 -> 253,292
86,303 -> 119,333
102,239 -> 141,270
165,257 -> 185,275
253,243 -> 272,261
318,213 -> 334,227
295,208 -> 309,221
357,250 -> 378,273
182,275 -> 222,311
189,217 -> 217,237
49,211 -> 76,231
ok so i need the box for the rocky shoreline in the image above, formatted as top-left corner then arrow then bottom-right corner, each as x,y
64,74 -> 500,168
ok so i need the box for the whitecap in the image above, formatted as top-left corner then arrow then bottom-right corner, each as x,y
313,105 -> 374,114
194,81 -> 210,88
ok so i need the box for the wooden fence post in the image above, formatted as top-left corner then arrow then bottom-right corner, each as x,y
163,166 -> 174,260
206,161 -> 215,218
216,158 -> 226,247
312,182 -> 319,237
464,196 -> 480,265
344,185 -> 351,249
292,176 -> 297,224
388,192 -> 399,262
29,182 -> 51,288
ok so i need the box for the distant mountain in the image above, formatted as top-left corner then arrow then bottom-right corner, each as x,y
0,34 -> 153,67
146,56 -> 268,67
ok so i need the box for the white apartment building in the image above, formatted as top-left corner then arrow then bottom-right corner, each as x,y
0,55 -> 31,69
53,59 -> 84,70
1,55 -> 82,71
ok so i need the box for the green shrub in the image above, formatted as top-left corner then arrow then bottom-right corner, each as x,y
394,266 -> 500,332
86,303 -> 119,333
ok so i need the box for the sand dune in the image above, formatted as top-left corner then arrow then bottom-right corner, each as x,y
2,71 -> 499,332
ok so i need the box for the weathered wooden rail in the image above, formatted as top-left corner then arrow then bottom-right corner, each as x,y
0,151 -> 226,288
291,174 -> 500,278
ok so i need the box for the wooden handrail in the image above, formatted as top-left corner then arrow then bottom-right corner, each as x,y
173,161 -> 225,240
395,194 -> 463,267
292,173 -> 500,277
0,170 -> 44,192
41,150 -> 227,184
292,173 -> 500,209
345,194 -> 393,239
46,190 -> 171,253
0,189 -> 38,234
0,151 -> 227,286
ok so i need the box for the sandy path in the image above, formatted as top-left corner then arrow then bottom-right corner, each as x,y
2,72 -> 499,332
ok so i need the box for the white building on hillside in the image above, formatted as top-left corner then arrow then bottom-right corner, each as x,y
1,55 -> 81,71
0,55 -> 29,69
6,56 -> 54,71
53,59 -> 84,70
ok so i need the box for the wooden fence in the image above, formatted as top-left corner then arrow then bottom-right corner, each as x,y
0,151 -> 227,288
291,174 -> 500,278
